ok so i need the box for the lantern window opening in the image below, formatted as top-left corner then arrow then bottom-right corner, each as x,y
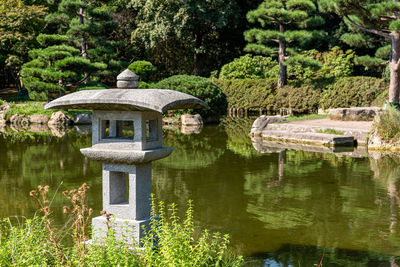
100,119 -> 135,140
146,119 -> 158,142
109,171 -> 129,205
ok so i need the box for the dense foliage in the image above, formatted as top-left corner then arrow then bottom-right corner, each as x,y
320,77 -> 387,109
320,0 -> 400,104
219,54 -> 278,79
273,83 -> 322,114
0,0 -> 399,108
374,104 -> 400,142
213,78 -> 277,110
245,0 -> 324,87
128,60 -> 156,81
216,76 -> 387,114
0,0 -> 46,91
156,75 -> 227,120
19,0 -> 122,100
0,184 -> 242,266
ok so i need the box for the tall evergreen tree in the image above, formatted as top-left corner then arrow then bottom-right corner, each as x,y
320,0 -> 400,104
244,0 -> 325,87
21,0 -> 121,100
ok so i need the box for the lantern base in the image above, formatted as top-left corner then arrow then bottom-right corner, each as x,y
92,215 -> 150,246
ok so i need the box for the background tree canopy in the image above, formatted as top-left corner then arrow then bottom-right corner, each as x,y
0,0 -> 398,106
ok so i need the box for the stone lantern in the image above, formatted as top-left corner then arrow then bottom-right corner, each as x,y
45,69 -> 207,244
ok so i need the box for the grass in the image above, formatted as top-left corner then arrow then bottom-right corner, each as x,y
279,114 -> 328,123
374,104 -> 400,142
5,101 -> 91,119
7,102 -> 53,117
317,129 -> 344,135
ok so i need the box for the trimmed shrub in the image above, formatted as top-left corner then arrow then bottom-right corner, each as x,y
127,60 -> 156,81
273,83 -> 322,114
156,75 -> 227,119
213,78 -> 277,110
73,81 -> 109,92
320,76 -> 387,109
219,54 -> 278,79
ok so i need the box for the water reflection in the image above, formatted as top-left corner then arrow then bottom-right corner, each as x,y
2,119 -> 400,265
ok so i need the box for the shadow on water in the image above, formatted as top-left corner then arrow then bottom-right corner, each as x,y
3,118 -> 400,265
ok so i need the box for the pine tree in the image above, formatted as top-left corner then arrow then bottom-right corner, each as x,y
320,0 -> 400,104
21,35 -> 105,100
21,0 -> 121,100
244,0 -> 325,87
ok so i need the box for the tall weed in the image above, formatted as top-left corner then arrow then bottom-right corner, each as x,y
0,185 -> 243,266
375,104 -> 400,142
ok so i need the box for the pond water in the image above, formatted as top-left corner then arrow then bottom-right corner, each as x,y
1,118 -> 400,266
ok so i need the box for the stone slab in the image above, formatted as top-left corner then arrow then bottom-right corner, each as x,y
250,115 -> 287,136
261,130 -> 355,147
80,146 -> 173,164
45,89 -> 208,113
251,138 -> 368,158
265,119 -> 371,145
327,107 -> 381,121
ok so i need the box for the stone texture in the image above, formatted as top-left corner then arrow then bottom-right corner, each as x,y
116,69 -> 140,89
265,119 -> 371,145
181,114 -> 203,126
117,69 -> 139,81
181,125 -> 202,134
73,113 -> 92,124
249,115 -> 287,136
48,124 -> 69,137
162,116 -> 181,125
252,138 -> 367,158
44,89 -> 208,113
368,120 -> 400,151
92,110 -> 163,151
0,101 -> 9,125
80,146 -> 173,164
261,130 -> 355,147
9,114 -> 29,128
28,124 -> 50,132
328,107 -> 381,121
74,125 -> 91,135
28,114 -> 50,124
116,80 -> 139,89
48,111 -> 72,125
102,163 -> 152,220
92,215 -> 150,246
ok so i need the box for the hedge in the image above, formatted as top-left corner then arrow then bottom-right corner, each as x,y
213,78 -> 277,110
215,76 -> 388,114
319,76 -> 387,109
156,75 -> 227,119
273,83 -> 322,114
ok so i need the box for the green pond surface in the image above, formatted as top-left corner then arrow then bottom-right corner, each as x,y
1,118 -> 400,266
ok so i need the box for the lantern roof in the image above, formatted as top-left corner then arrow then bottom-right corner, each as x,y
45,89 -> 208,113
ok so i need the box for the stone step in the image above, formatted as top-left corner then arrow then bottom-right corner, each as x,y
266,123 -> 368,144
251,138 -> 367,158
261,130 -> 355,147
